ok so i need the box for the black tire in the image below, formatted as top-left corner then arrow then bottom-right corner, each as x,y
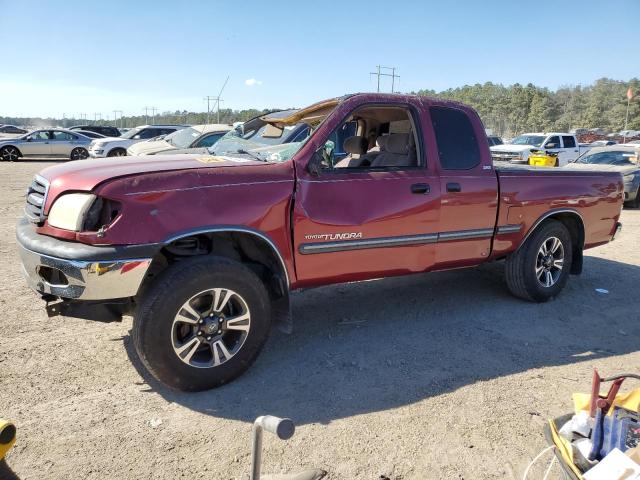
624,187 -> 640,209
505,219 -> 573,302
70,147 -> 89,160
133,256 -> 271,391
0,146 -> 20,162
107,148 -> 126,157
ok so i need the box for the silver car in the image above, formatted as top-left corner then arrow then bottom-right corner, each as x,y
0,129 -> 93,161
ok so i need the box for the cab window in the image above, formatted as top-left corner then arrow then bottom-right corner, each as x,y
321,105 -> 421,171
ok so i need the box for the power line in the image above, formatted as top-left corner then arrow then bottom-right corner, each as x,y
369,65 -> 400,93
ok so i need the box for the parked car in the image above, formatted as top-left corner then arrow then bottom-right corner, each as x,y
88,125 -> 188,157
16,93 -> 623,391
490,132 -> 588,166
0,129 -> 92,161
566,145 -> 640,208
487,135 -> 503,146
73,130 -> 107,139
0,125 -> 28,138
127,124 -> 232,156
69,125 -> 121,137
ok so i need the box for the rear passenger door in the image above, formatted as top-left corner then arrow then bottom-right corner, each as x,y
559,135 -> 580,166
429,106 -> 499,268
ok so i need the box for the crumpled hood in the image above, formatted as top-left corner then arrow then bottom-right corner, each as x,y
564,163 -> 639,175
490,144 -> 536,153
39,153 -> 265,192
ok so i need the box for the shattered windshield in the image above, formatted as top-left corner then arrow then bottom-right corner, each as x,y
166,127 -> 200,148
208,122 -> 310,162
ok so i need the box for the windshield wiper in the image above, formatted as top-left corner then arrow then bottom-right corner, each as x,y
236,149 -> 265,162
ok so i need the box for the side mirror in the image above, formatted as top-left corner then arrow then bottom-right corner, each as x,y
545,143 -> 556,149
25,137 -> 32,142
133,135 -> 141,140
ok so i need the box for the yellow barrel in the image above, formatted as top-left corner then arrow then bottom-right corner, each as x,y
0,419 -> 16,460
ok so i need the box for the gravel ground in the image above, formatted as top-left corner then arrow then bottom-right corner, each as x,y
1,160 -> 638,480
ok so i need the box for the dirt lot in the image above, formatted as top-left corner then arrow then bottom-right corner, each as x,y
1,160 -> 638,480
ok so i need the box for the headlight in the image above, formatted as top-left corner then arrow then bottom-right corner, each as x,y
47,193 -> 96,231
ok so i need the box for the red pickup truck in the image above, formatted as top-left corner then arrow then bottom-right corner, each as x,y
17,93 -> 624,391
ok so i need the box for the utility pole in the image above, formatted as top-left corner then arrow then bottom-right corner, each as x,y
143,106 -> 156,125
204,75 -> 230,124
94,113 -> 102,124
203,96 -> 214,124
113,110 -> 123,128
369,65 -> 400,93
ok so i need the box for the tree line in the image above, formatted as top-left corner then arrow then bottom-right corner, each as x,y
413,77 -> 639,137
2,78 -> 638,137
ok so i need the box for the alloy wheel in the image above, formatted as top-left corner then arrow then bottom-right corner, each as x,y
535,236 -> 564,287
171,288 -> 251,368
1,147 -> 19,161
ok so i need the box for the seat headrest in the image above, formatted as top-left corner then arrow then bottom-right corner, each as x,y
386,133 -> 410,155
343,136 -> 368,155
376,135 -> 389,151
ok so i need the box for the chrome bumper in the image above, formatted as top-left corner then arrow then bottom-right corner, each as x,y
19,245 -> 152,300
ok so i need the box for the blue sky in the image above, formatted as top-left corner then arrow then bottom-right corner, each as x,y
0,0 -> 638,118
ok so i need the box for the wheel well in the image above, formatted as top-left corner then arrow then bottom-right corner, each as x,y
537,212 -> 585,275
108,147 -> 126,155
141,230 -> 289,303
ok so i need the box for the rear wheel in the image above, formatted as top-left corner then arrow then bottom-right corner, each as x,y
133,256 -> 271,391
624,187 -> 640,209
70,147 -> 89,160
0,146 -> 20,162
505,220 -> 573,302
107,148 -> 126,157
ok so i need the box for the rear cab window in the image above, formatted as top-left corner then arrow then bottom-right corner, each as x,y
430,106 -> 480,170
562,136 -> 576,148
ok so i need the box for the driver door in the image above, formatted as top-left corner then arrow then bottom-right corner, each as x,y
23,131 -> 52,156
291,100 -> 441,287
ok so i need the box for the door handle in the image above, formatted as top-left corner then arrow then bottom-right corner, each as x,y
446,182 -> 461,193
411,183 -> 430,194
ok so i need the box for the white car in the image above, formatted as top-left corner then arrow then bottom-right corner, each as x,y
126,124 -> 232,156
490,132 -> 588,166
88,124 -> 188,157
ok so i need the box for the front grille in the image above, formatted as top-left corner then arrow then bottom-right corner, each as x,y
24,175 -> 49,223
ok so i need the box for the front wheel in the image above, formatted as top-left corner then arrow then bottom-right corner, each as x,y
624,187 -> 640,209
70,147 -> 89,160
505,220 -> 573,302
133,256 -> 271,391
107,148 -> 127,157
0,146 -> 20,162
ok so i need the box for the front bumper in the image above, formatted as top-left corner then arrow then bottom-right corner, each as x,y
16,219 -> 156,301
88,149 -> 106,158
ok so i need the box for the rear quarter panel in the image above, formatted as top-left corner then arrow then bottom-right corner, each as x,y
492,168 -> 623,257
